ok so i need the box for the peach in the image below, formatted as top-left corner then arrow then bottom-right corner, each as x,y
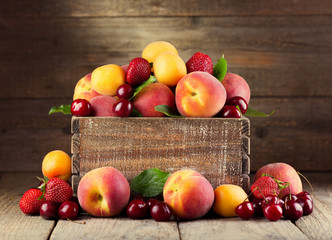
91,64 -> 125,96
73,73 -> 101,101
132,83 -> 176,117
175,72 -> 227,117
163,169 -> 214,220
254,162 -> 303,198
77,167 -> 130,217
222,73 -> 251,104
121,64 -> 129,75
90,95 -> 117,117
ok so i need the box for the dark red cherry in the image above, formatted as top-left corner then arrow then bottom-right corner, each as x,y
235,202 -> 254,220
71,99 -> 92,116
113,99 -> 133,117
219,105 -> 241,118
58,201 -> 79,220
263,204 -> 283,221
147,198 -> 159,209
126,199 -> 149,219
261,195 -> 280,209
226,96 -> 248,114
251,198 -> 264,217
116,84 -> 134,99
283,199 -> 303,222
296,197 -> 313,216
296,191 -> 313,202
150,202 -> 172,221
40,201 -> 59,220
282,194 -> 298,203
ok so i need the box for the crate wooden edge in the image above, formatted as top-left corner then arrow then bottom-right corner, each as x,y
71,116 -> 250,193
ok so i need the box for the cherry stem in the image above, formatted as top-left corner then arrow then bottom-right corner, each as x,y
297,171 -> 314,194
66,218 -> 86,225
255,187 -> 268,202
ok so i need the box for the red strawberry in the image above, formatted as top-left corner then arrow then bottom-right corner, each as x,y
186,52 -> 213,74
251,176 -> 280,199
42,178 -> 73,203
19,188 -> 45,214
126,57 -> 151,86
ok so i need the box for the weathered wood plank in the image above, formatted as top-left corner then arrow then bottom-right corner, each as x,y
50,216 -> 179,240
71,117 -> 250,192
295,196 -> 332,240
0,16 -> 331,98
178,218 -> 309,240
1,0 -> 331,17
306,173 -> 332,210
0,172 -> 55,240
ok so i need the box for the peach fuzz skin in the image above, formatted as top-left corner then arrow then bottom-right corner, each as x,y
133,83 -> 176,117
222,73 -> 251,104
175,72 -> 226,117
73,73 -> 101,101
163,169 -> 214,220
77,167 -> 130,217
254,162 -> 302,198
90,95 -> 117,117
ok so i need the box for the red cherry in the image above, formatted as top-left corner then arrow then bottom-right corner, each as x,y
116,84 -> 134,99
126,199 -> 149,219
219,105 -> 241,118
226,96 -> 248,114
296,191 -> 313,202
251,198 -> 264,217
40,201 -> 59,220
296,197 -> 313,216
147,198 -> 159,209
282,194 -> 298,203
113,99 -> 133,117
261,195 -> 280,209
283,199 -> 303,222
235,202 -> 254,220
150,202 -> 172,221
58,201 -> 79,220
263,204 -> 283,221
71,99 -> 92,116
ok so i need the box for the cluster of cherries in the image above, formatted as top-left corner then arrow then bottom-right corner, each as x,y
218,96 -> 248,118
235,191 -> 314,222
126,196 -> 172,221
39,197 -> 80,221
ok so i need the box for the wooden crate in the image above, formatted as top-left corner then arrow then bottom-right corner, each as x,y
71,116 -> 250,192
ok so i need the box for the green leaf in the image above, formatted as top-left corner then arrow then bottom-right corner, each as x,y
213,55 -> 227,82
130,168 -> 171,197
131,108 -> 143,117
49,105 -> 71,115
244,107 -> 275,117
154,105 -> 184,118
130,75 -> 157,100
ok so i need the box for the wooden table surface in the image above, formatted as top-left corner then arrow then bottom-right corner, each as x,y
1,172 -> 331,240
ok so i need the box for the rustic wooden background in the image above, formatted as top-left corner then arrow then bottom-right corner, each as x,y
1,0 -> 331,173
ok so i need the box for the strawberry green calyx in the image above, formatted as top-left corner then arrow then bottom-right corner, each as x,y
36,176 -> 49,200
261,173 -> 289,190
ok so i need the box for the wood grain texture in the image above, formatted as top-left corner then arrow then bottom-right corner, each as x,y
0,172 -> 55,240
71,117 -> 250,192
0,16 -> 331,98
1,0 -> 331,17
178,218 -> 309,240
51,217 -> 179,240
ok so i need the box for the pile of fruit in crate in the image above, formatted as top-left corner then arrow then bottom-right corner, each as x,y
50,41 -> 273,118
19,150 -> 313,222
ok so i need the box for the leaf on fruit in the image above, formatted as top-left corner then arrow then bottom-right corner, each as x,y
130,75 -> 157,100
131,108 -> 143,117
49,104 -> 71,115
244,107 -> 275,117
154,105 -> 184,118
130,168 -> 171,197
213,55 -> 227,82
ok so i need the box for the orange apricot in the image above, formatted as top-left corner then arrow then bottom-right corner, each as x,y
42,150 -> 71,181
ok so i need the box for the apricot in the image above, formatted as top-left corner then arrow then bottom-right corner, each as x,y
175,72 -> 227,117
213,184 -> 248,217
42,150 -> 71,181
222,73 -> 251,104
142,41 -> 178,64
153,52 -> 187,87
132,83 -> 176,117
91,64 -> 125,96
163,169 -> 214,220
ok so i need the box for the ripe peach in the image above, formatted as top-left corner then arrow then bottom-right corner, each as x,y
153,52 -> 187,87
91,64 -> 125,96
175,72 -> 227,117
73,73 -> 101,101
163,169 -> 214,220
254,162 -> 303,198
42,150 -> 71,181
90,95 -> 117,117
132,83 -> 176,117
222,73 -> 251,104
121,64 -> 129,75
77,167 -> 130,217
